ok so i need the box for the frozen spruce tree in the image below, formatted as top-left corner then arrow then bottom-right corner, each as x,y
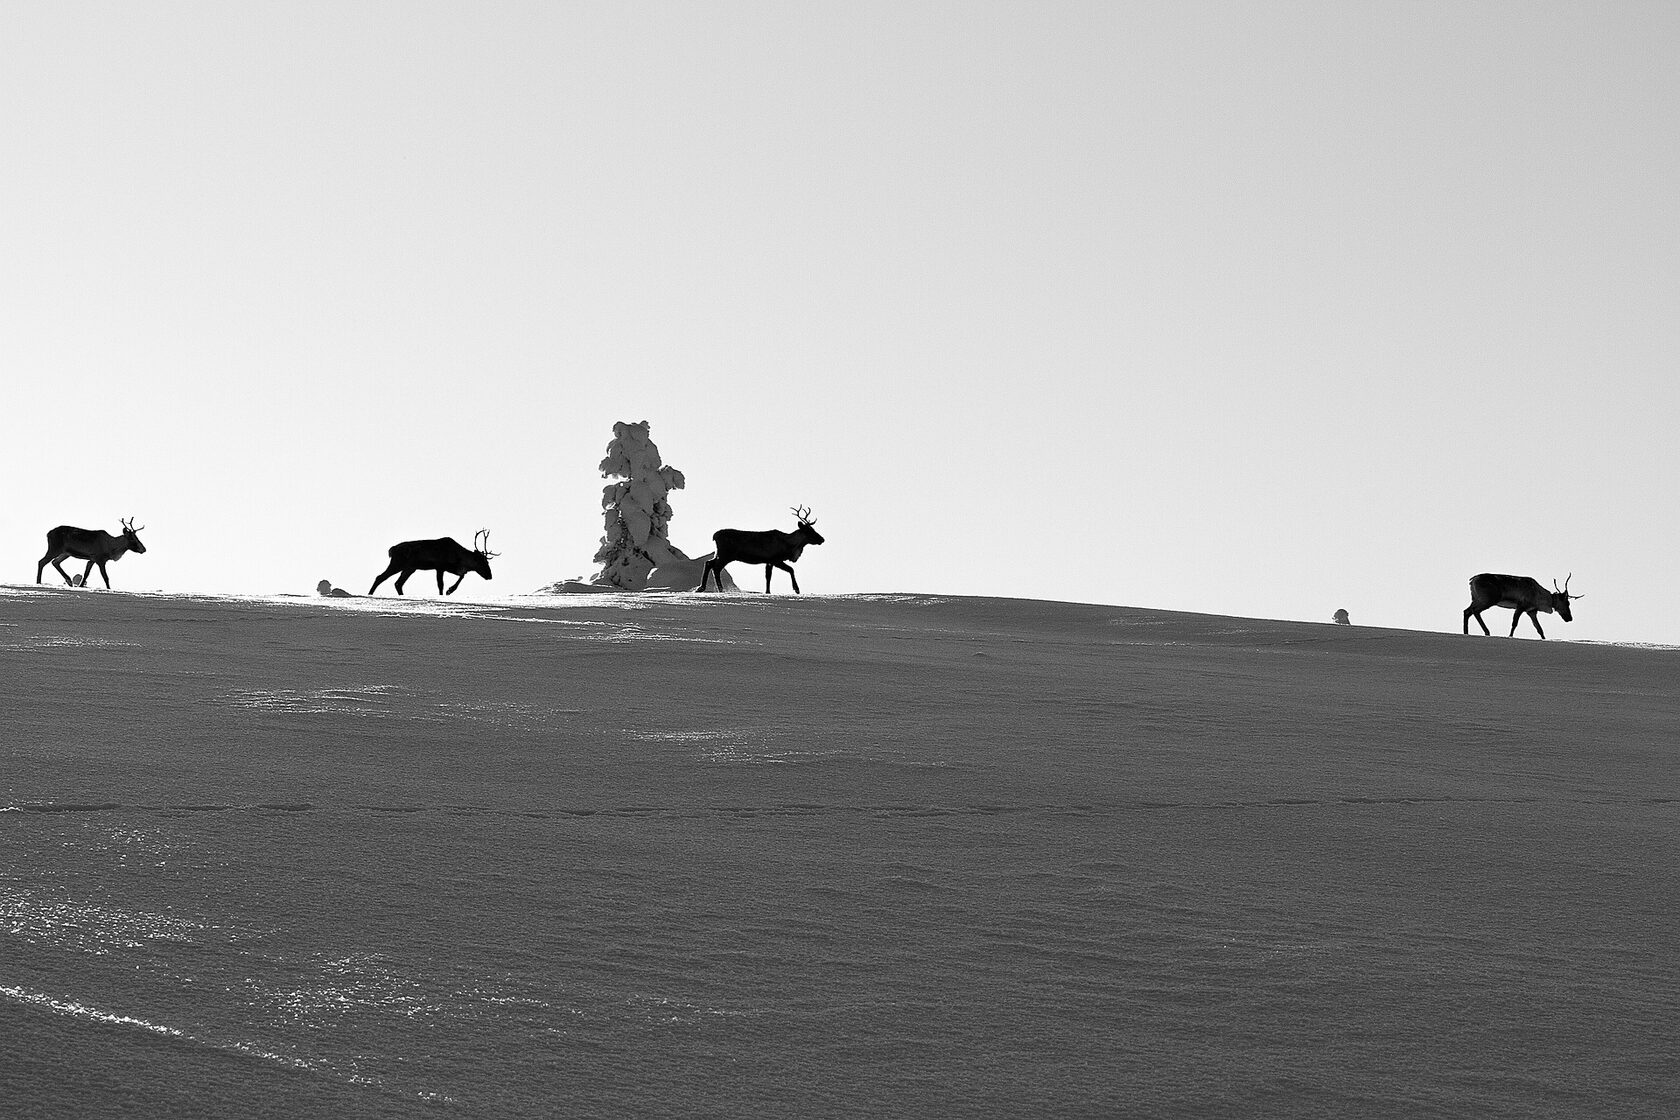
591,420 -> 700,590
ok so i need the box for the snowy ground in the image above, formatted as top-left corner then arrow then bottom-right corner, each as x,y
2,585 -> 1677,1118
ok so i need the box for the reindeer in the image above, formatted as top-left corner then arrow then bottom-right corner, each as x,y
698,506 -> 826,593
1464,572 -> 1580,639
37,518 -> 147,589
370,530 -> 498,596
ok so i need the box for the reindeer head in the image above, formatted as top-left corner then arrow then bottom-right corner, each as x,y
1552,573 -> 1580,622
121,517 -> 147,554
472,529 -> 499,579
791,506 -> 825,545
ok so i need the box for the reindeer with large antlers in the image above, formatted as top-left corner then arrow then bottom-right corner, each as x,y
37,518 -> 148,589
698,506 -> 826,594
370,530 -> 499,596
1464,572 -> 1581,639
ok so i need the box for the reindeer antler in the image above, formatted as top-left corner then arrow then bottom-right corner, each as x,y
791,505 -> 814,524
475,529 -> 501,558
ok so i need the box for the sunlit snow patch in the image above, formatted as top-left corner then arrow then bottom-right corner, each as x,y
215,686 -> 570,731
625,729 -> 856,765
0,886 -> 208,955
0,633 -> 140,651
265,952 -> 446,1022
222,685 -> 403,717
0,984 -> 455,1103
624,991 -> 761,1022
0,985 -> 311,1066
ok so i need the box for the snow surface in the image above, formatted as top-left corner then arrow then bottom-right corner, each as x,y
2,585 -> 1678,1118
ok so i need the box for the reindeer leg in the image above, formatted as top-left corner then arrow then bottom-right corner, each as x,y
94,560 -> 111,590
437,570 -> 448,595
1529,611 -> 1546,639
776,561 -> 801,594
393,570 -> 412,596
446,572 -> 465,594
763,564 -> 774,594
1465,607 -> 1489,636
369,564 -> 400,595
49,556 -> 72,585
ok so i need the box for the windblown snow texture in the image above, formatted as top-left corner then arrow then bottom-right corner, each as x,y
4,588 -> 1678,1118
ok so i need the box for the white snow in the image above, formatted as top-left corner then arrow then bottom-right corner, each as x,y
643,553 -> 723,592
2,584 -> 1677,1117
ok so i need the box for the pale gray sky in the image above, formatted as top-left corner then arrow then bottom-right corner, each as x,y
4,3 -> 1676,641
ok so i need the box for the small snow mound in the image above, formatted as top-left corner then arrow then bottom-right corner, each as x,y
534,579 -> 623,596
646,555 -> 736,592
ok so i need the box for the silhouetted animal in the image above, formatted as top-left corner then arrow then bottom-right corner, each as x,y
698,507 -> 825,593
1464,573 -> 1579,638
370,530 -> 497,596
37,519 -> 147,589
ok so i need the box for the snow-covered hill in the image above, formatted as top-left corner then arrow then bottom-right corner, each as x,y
3,586 -> 1676,1117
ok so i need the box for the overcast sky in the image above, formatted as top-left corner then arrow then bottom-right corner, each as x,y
4,2 -> 1676,642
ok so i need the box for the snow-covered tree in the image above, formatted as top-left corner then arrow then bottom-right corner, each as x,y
590,420 -> 695,590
